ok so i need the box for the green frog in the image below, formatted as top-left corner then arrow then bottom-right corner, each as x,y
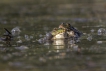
51,28 -> 66,39
51,23 -> 75,40
38,23 -> 82,44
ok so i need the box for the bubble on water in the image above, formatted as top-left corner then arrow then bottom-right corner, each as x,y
2,54 -> 12,60
25,35 -> 30,41
8,62 -> 24,67
43,26 -> 49,31
38,38 -> 45,43
87,34 -> 92,41
39,57 -> 46,62
11,27 -> 21,36
90,29 -> 95,33
15,45 -> 28,50
32,41 -> 36,42
16,39 -> 22,43
44,42 -> 50,45
38,38 -> 44,43
97,28 -> 106,35
73,45 -> 79,51
12,52 -> 24,56
2,21 -> 7,24
17,36 -> 21,39
39,34 -> 43,37
0,44 -> 3,46
83,33 -> 87,35
45,32 -> 53,40
30,36 -> 33,39
97,41 -> 103,44
69,40 -> 75,44
38,32 -> 53,44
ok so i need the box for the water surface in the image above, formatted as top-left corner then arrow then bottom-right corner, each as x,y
0,0 -> 106,71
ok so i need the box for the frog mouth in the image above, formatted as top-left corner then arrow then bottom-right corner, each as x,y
51,28 -> 67,39
52,32 -> 67,39
51,28 -> 65,36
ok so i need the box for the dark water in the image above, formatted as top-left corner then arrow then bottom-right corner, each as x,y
0,0 -> 106,71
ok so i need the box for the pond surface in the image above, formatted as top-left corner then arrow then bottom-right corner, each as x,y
0,0 -> 106,71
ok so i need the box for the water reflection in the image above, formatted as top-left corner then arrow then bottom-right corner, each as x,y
52,39 -> 81,57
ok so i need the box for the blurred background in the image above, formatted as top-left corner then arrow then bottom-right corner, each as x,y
0,0 -> 106,30
0,0 -> 106,71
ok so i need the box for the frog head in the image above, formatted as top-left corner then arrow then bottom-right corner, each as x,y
59,23 -> 71,31
51,28 -> 68,39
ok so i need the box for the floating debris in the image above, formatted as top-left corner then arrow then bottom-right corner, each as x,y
11,27 -> 21,36
1,28 -> 13,46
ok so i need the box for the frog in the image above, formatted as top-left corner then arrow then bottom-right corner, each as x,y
51,23 -> 76,40
59,23 -> 82,39
51,28 -> 67,39
38,23 -> 82,44
51,27 -> 74,40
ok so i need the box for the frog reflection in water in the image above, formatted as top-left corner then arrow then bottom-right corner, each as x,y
38,23 -> 82,44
